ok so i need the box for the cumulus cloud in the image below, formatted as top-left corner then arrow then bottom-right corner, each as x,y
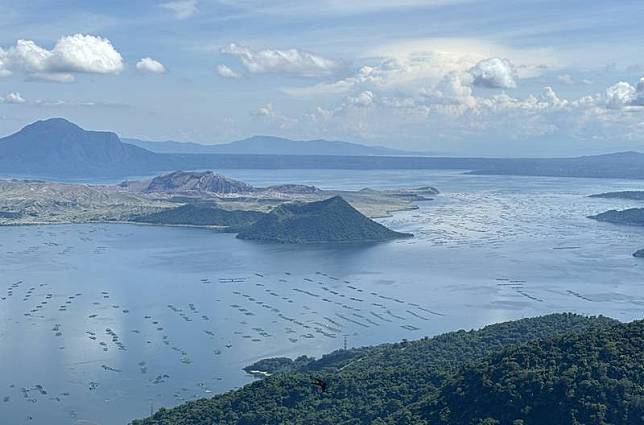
265,75 -> 644,150
346,90 -> 376,107
222,43 -> 340,77
255,103 -> 274,117
160,0 -> 198,19
0,34 -> 123,82
605,79 -> 644,109
426,71 -> 476,106
253,103 -> 298,128
285,52 -> 522,98
216,64 -> 240,79
0,92 -> 26,104
136,57 -> 167,74
468,57 -> 517,89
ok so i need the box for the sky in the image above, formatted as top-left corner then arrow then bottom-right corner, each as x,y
1,0 -> 644,156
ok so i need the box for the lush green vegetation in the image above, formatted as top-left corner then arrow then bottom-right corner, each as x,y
243,356 -> 315,377
415,319 -> 643,425
132,204 -> 265,228
237,196 -> 411,243
129,314 -> 643,425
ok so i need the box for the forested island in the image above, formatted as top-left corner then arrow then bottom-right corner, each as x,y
589,191 -> 644,200
130,314 -> 643,425
589,208 -> 644,226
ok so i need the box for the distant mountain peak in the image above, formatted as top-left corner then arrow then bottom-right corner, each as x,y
21,117 -> 84,134
0,118 -> 161,178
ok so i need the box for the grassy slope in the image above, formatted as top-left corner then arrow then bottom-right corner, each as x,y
132,204 -> 265,228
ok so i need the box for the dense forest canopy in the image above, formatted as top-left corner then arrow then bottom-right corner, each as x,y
131,314 -> 642,425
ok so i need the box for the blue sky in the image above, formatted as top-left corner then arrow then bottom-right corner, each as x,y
1,0 -> 644,156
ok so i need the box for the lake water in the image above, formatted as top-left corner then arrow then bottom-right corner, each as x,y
1,170 -> 644,425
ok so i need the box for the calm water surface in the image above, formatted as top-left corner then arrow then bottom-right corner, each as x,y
1,170 -> 643,425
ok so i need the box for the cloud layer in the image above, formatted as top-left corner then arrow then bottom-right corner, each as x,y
160,0 -> 198,19
222,43 -> 340,77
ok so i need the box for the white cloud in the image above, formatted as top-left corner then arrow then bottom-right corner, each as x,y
284,38 -> 554,98
222,43 -> 340,77
136,57 -> 167,74
255,103 -> 274,117
216,1 -> 472,17
426,71 -> 476,106
0,92 -> 26,104
266,76 -> 644,150
346,90 -> 376,107
160,0 -> 198,19
605,81 -> 635,109
604,78 -> 644,109
469,57 -> 517,89
636,78 -> 644,105
31,99 -> 128,108
253,103 -> 298,128
216,64 -> 240,79
367,37 -> 557,79
284,65 -> 382,96
0,34 -> 124,82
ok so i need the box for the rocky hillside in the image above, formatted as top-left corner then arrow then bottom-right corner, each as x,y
143,171 -> 255,194
236,196 -> 411,243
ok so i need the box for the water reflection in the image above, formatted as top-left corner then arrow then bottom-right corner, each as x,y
1,170 -> 644,424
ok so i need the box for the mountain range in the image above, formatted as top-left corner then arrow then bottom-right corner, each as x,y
6,118 -> 644,180
124,135 -> 415,156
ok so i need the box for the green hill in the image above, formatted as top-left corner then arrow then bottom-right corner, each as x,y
416,319 -> 643,425
236,196 -> 411,243
131,204 -> 265,228
129,314 -> 637,425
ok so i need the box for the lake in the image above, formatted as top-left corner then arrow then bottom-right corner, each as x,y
1,169 -> 644,425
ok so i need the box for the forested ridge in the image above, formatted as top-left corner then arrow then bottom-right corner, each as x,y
130,314 -> 642,425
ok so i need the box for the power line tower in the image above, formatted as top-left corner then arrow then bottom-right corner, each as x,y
343,334 -> 348,351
